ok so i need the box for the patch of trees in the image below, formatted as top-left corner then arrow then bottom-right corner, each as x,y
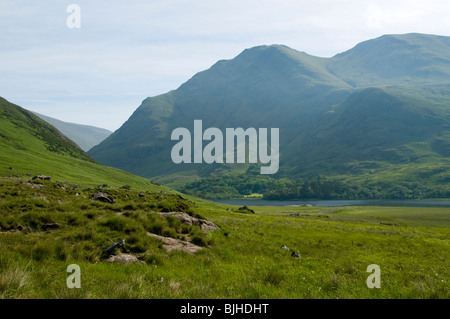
181,172 -> 450,200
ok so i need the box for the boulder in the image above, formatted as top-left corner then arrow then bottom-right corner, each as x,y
91,192 -> 115,204
107,254 -> 143,264
22,182 -> 46,189
147,233 -> 203,254
158,212 -> 219,232
32,175 -> 51,181
200,220 -> 220,232
238,206 -> 256,214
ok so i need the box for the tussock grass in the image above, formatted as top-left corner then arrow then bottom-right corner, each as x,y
0,178 -> 448,298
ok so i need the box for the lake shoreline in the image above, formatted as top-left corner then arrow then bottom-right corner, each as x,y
213,198 -> 450,208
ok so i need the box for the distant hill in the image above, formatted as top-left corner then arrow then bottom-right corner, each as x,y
88,33 -> 450,198
0,97 -> 169,192
33,112 -> 112,151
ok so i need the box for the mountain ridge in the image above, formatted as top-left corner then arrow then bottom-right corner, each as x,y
88,33 -> 450,198
33,112 -> 112,152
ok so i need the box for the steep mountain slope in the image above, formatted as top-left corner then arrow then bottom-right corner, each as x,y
89,33 -> 450,196
284,88 -> 450,175
0,97 -> 169,191
89,44 -> 353,178
34,112 -> 112,151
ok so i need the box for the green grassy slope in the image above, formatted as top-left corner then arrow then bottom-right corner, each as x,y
0,178 -> 448,298
0,97 -> 169,192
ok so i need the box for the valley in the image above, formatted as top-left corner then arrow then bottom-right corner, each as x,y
0,34 -> 449,300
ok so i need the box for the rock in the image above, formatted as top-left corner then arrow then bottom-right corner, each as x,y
159,212 -> 198,225
281,245 -> 290,251
147,233 -> 203,254
22,182 -> 46,189
291,252 -> 301,258
103,239 -> 125,255
178,194 -> 187,201
91,192 -> 115,204
32,175 -> 51,181
158,212 -> 219,232
41,223 -> 60,231
200,220 -> 220,232
238,206 -> 256,214
107,254 -> 143,264
138,193 -> 145,198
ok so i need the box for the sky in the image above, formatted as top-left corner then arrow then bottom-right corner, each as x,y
1,0 -> 450,131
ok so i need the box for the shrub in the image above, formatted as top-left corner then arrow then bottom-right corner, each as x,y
191,232 -> 208,247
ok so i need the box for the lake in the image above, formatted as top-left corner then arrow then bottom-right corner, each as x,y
213,199 -> 450,208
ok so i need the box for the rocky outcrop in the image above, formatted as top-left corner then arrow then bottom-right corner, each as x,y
238,206 -> 256,214
91,192 -> 115,204
107,254 -> 144,264
147,232 -> 203,254
158,212 -> 219,233
32,175 -> 51,181
22,182 -> 46,189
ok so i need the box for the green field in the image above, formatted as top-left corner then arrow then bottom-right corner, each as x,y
0,177 -> 448,299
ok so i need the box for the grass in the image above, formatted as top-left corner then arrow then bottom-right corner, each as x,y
0,97 -> 171,192
0,177 -> 448,299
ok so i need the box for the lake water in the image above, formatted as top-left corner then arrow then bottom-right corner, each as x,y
213,199 -> 450,208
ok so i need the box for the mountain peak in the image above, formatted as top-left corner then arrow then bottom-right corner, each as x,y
328,33 -> 450,86
89,33 -> 450,190
234,44 -> 315,63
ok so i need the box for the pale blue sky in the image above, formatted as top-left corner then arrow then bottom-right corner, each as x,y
1,0 -> 450,131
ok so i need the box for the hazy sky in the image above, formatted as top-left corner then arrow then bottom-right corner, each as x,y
2,0 -> 450,131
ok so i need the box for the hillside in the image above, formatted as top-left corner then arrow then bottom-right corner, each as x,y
89,33 -> 450,199
0,100 -> 447,300
0,97 -> 169,192
34,112 -> 112,151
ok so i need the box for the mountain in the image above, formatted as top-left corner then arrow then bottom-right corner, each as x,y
327,33 -> 450,87
33,112 -> 112,151
89,44 -> 353,178
0,97 -> 169,191
89,33 -> 450,198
